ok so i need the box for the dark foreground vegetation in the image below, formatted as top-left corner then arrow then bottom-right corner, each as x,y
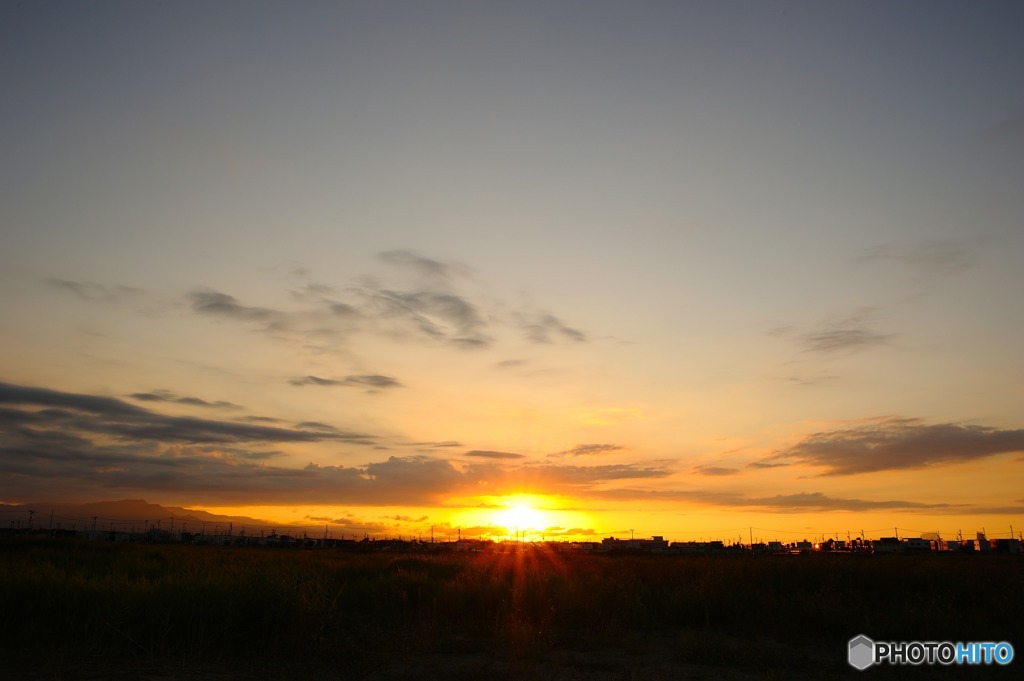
1,537 -> 1020,680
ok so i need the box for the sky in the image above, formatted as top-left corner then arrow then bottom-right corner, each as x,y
2,1 -> 1023,543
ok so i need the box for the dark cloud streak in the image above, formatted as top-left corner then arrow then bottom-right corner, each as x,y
0,381 -> 374,445
767,417 -> 1024,475
289,375 -> 402,389
465,450 -> 525,460
129,390 -> 241,410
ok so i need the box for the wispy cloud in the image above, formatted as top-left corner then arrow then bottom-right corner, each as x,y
51,251 -> 587,362
797,309 -> 891,354
746,461 -> 791,470
367,289 -> 491,348
593,488 -> 957,512
289,374 -> 402,389
129,390 -> 241,410
526,463 -> 671,485
47,279 -> 148,303
465,450 -> 525,460
537,526 -> 598,537
742,492 -> 957,512
188,290 -> 282,326
378,249 -> 469,282
765,417 -> 1024,475
692,466 -> 739,476
521,313 -> 587,344
550,443 -> 625,458
0,381 -> 374,446
771,370 -> 839,386
0,380 -> 673,505
859,239 -> 974,280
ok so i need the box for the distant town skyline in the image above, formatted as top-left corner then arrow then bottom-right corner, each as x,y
2,2 -> 1022,541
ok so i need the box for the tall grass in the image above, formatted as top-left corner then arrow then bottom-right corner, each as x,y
1,538 -> 1020,678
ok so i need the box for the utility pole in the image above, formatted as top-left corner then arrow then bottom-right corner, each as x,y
749,527 -> 753,552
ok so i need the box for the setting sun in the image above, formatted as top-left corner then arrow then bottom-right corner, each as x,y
494,498 -> 545,535
446,494 -> 595,541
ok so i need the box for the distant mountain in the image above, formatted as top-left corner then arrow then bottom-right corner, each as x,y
0,499 -> 281,533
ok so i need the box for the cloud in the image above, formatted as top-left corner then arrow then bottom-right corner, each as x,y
465,450 -> 525,460
552,443 -> 625,458
330,302 -> 359,316
10,385 -> 998,515
289,374 -> 402,389
0,381 -> 374,446
50,247 -> 594,370
289,376 -> 341,387
693,466 -> 739,476
47,279 -> 147,303
772,371 -> 839,386
378,249 -> 468,281
521,313 -> 587,344
797,309 -> 891,353
303,513 -> 396,535
188,290 -> 281,325
386,514 -> 429,523
742,492 -> 956,512
0,381 -> 666,507
54,252 -> 589,362
523,463 -> 671,486
0,428 -> 470,505
538,527 -> 598,537
369,289 -> 491,348
129,390 -> 241,410
346,375 -> 402,388
859,239 -> 974,280
767,417 -> 1024,475
592,488 -> 956,512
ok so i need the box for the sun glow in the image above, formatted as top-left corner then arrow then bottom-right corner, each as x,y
485,494 -> 565,538
494,501 -> 544,534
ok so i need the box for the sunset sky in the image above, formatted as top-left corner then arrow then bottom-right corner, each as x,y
2,1 -> 1022,543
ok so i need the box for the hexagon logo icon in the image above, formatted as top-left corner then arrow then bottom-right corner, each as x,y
848,634 -> 875,670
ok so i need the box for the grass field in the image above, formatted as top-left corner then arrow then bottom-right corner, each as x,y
1,537 -> 1020,680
